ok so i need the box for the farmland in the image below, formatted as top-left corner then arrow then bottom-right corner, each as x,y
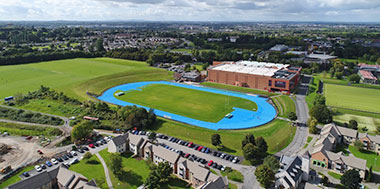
115,84 -> 258,122
0,58 -> 172,100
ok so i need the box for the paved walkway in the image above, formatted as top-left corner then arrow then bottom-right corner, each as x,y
96,152 -> 113,189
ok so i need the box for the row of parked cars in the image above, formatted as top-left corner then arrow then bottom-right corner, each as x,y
158,134 -> 240,164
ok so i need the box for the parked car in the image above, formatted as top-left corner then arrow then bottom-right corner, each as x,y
69,158 -> 79,165
45,161 -> 52,167
184,153 -> 190,158
37,150 -> 43,155
208,160 -> 213,166
40,164 -> 46,169
51,158 -> 58,165
89,143 -> 95,148
26,136 -> 32,140
204,148 -> 210,153
216,165 -> 223,170
232,157 -> 239,163
187,142 -> 193,147
22,172 -> 30,177
78,148 -> 84,153
67,153 -> 73,158
57,157 -> 63,162
212,163 -> 218,168
82,146 -> 89,151
62,155 -> 69,160
35,165 -> 42,172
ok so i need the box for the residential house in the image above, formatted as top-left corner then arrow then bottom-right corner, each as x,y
108,134 -> 128,153
358,70 -> 378,84
358,133 -> 380,153
275,151 -> 310,189
128,133 -> 146,155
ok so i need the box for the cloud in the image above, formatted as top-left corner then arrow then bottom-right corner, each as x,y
0,0 -> 379,22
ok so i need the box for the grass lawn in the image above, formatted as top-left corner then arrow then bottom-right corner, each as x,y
221,169 -> 244,183
116,84 -> 257,123
333,113 -> 380,134
307,136 -> 313,143
171,48 -> 192,53
0,122 -> 62,136
69,154 -> 108,189
325,84 -> 380,113
0,165 -> 35,188
200,82 -> 275,97
15,99 -> 82,117
0,58 -> 172,100
149,118 -> 295,156
328,171 -> 342,180
349,145 -> 380,171
98,150 -> 188,189
272,95 -> 296,118
305,77 -> 319,109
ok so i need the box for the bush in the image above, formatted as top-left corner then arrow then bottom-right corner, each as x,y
83,152 -> 92,159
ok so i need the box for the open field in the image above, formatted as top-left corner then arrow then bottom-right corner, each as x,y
69,154 -> 108,189
16,99 -> 82,117
349,145 -> 380,172
148,118 -> 295,155
0,58 -> 172,100
116,84 -> 257,122
200,82 -> 275,96
0,165 -> 35,188
334,113 -> 380,133
272,95 -> 296,118
314,72 -> 380,90
325,84 -> 380,113
220,169 -> 244,183
99,150 -> 189,189
0,122 -> 62,136
338,58 -> 377,65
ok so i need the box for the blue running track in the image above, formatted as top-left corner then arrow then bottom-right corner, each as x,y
97,81 -> 277,130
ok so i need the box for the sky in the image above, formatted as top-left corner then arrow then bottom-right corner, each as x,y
0,0 -> 379,22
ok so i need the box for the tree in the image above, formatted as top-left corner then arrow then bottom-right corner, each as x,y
354,140 -> 363,151
366,166 -> 373,182
71,121 -> 93,142
307,117 -> 318,134
348,120 -> 358,130
288,112 -> 297,121
255,137 -> 268,155
145,173 -> 160,189
263,156 -> 280,172
313,94 -> 326,106
109,153 -> 122,175
154,162 -> 173,183
349,74 -> 361,84
242,134 -> 255,149
254,164 -> 275,188
211,134 -> 222,147
83,152 -> 92,159
243,143 -> 260,164
310,104 -> 333,124
341,169 -> 362,189
148,132 -> 157,142
95,38 -> 105,52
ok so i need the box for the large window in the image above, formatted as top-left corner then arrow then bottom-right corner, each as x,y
275,81 -> 286,88
268,80 -> 272,86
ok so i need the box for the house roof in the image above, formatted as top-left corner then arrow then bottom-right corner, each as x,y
277,155 -> 303,184
325,151 -> 366,170
306,53 -> 337,60
56,165 -> 87,188
201,175 -> 228,189
152,145 -> 180,164
110,134 -> 128,146
358,133 -> 380,144
128,133 -> 145,146
359,70 -> 378,80
187,160 -> 210,181
7,167 -> 59,189
336,126 -> 358,138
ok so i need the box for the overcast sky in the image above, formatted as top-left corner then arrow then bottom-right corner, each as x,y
0,0 -> 379,22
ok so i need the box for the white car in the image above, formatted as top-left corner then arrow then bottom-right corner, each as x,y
232,157 -> 238,163
69,158 -> 79,165
70,151 -> 77,156
51,158 -> 58,165
35,165 -> 42,172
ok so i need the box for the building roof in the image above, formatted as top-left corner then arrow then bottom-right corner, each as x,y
128,133 -> 145,146
359,70 -> 378,80
336,126 -> 358,138
358,133 -> 380,144
325,151 -> 366,170
110,134 -> 128,147
209,61 -> 289,77
200,175 -> 228,189
187,160 -> 210,181
152,145 -> 180,164
8,167 -> 59,189
277,155 -> 304,185
306,53 -> 337,60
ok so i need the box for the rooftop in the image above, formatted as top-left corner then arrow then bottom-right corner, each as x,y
210,61 -> 289,77
359,70 -> 378,80
306,53 -> 337,60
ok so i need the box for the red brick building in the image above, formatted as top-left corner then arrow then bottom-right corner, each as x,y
207,61 -> 301,92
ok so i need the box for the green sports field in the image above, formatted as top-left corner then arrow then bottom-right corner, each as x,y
115,84 -> 257,122
325,84 -> 380,113
0,58 -> 172,100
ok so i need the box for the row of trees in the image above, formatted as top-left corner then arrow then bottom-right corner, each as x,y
0,106 -> 64,126
242,134 -> 268,165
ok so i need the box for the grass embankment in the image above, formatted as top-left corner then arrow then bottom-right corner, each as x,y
69,154 -> 108,188
272,95 -> 296,118
200,82 -> 275,97
229,183 -> 238,189
0,122 -> 62,136
305,77 -> 320,109
116,84 -> 257,123
328,171 -> 342,180
221,169 -> 244,183
16,99 -> 82,117
0,166 -> 35,188
149,119 -> 295,156
0,58 -> 173,101
99,150 -> 188,189
325,84 -> 380,114
349,145 -> 380,172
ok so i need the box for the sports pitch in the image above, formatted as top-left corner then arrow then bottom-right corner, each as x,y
325,84 -> 380,113
98,81 -> 277,130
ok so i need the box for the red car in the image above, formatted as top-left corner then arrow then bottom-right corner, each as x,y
208,160 -> 213,166
184,153 -> 190,158
197,146 -> 203,151
188,142 -> 193,147
26,136 -> 33,140
37,150 -> 43,155
89,143 -> 95,148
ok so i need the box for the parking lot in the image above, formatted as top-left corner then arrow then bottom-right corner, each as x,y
130,130 -> 244,171
19,137 -> 110,180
